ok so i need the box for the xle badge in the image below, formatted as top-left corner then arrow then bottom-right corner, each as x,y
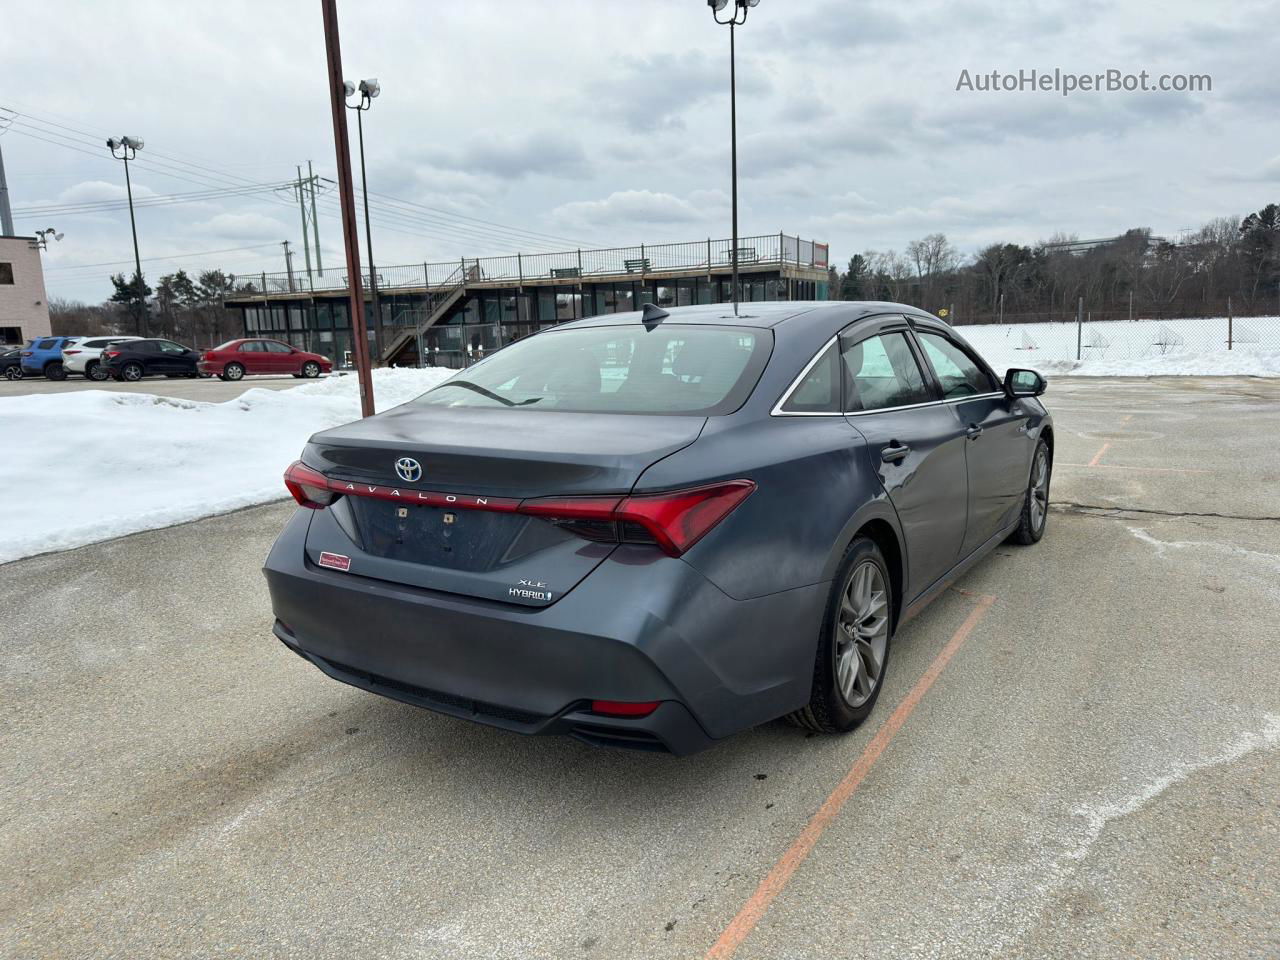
318,551 -> 352,572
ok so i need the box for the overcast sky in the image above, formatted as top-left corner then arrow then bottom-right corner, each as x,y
2,0 -> 1277,302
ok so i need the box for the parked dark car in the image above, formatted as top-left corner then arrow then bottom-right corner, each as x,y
102,339 -> 202,381
264,301 -> 1053,754
1,347 -> 23,380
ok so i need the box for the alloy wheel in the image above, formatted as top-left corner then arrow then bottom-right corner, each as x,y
1029,449 -> 1049,532
88,363 -> 109,382
123,363 -> 143,382
835,560 -> 890,708
4,366 -> 20,380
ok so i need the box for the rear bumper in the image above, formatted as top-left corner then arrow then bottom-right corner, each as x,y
197,361 -> 222,375
263,509 -> 825,754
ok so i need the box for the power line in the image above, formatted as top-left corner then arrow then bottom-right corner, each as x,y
16,181 -> 292,217
45,242 -> 282,272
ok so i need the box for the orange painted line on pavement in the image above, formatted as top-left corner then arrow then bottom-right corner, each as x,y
704,592 -> 997,960
1120,414 -> 1133,423
1087,442 -> 1112,467
1057,462 -> 1209,475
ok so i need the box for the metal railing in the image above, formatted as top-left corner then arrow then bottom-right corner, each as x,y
239,232 -> 829,297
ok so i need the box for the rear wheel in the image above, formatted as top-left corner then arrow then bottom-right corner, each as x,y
1009,439 -> 1051,545
121,362 -> 144,382
301,361 -> 321,378
4,365 -> 22,381
788,537 -> 893,733
86,361 -> 109,382
44,361 -> 67,381
223,362 -> 245,382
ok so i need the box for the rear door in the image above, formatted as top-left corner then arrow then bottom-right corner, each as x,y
840,317 -> 969,602
912,324 -> 1028,555
238,341 -> 269,374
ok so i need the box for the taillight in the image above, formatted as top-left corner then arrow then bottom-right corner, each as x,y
284,460 -> 340,509
519,480 -> 756,556
21,351 -> 32,357
64,349 -> 81,356
104,350 -> 121,359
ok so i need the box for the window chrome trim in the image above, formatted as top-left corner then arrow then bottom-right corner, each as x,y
772,334 -> 1008,419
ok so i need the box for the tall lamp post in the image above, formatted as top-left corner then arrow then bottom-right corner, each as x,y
345,78 -> 382,360
107,135 -> 147,333
707,0 -> 759,317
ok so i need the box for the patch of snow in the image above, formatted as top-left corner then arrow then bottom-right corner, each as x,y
958,316 -> 1280,377
0,369 -> 453,564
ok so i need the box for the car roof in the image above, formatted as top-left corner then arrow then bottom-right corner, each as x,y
553,300 -> 940,331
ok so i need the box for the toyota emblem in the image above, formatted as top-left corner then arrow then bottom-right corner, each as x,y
394,457 -> 422,483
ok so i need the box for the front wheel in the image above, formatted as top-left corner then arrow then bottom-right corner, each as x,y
788,537 -> 893,733
301,361 -> 321,379
1009,439 -> 1051,545
121,362 -> 145,382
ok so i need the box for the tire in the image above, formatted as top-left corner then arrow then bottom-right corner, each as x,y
121,362 -> 144,382
301,361 -> 321,379
1009,439 -> 1051,545
788,537 -> 894,733
3,366 -> 22,381
44,361 -> 67,381
224,362 -> 245,382
86,361 -> 109,382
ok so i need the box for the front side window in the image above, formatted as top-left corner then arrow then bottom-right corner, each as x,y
842,332 -> 933,413
780,343 -> 840,413
414,324 -> 770,415
265,341 -> 293,354
159,341 -> 186,354
916,332 -> 997,398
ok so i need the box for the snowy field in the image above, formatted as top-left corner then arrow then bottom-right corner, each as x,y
0,369 -> 451,564
961,315 -> 1280,377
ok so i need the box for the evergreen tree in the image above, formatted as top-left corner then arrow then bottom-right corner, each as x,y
109,271 -> 152,336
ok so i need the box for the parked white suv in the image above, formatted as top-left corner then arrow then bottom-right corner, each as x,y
63,336 -> 143,381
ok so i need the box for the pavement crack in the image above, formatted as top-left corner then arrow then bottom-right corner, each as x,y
1052,501 -> 1280,523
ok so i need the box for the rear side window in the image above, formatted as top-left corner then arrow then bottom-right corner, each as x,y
414,324 -> 770,415
842,333 -> 932,413
36,338 -> 56,350
780,343 -> 840,413
82,339 -> 111,349
916,332 -> 997,398
239,342 -> 264,352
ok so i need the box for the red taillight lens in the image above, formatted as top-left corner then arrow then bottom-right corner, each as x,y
284,460 -> 340,509
104,350 -> 121,358
64,350 -> 81,355
519,480 -> 755,556
21,351 -> 32,357
590,700 -> 660,718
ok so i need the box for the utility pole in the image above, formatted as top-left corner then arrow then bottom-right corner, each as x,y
295,166 -> 313,284
321,0 -> 374,417
0,143 -> 14,236
282,240 -> 296,293
308,160 -> 323,276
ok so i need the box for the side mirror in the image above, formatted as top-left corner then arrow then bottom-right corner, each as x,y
1004,368 -> 1046,398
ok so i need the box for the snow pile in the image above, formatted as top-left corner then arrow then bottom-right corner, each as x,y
0,368 -> 452,564
960,316 -> 1280,377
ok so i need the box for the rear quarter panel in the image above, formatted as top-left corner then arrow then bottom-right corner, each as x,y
635,415 -> 897,601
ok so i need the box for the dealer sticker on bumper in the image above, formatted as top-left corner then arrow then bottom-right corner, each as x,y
318,551 -> 352,572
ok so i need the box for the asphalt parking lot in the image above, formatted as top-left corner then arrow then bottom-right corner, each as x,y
3,377 -> 1278,959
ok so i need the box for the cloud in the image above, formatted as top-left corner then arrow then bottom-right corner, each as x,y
195,212 -> 290,242
56,180 -> 158,204
552,190 -> 720,230
426,132 -> 591,180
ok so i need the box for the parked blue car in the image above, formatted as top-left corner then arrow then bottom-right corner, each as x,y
21,336 -> 81,380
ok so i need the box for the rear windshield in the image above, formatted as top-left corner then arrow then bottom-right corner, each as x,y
414,324 -> 771,415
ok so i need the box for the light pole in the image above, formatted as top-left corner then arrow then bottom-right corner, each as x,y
707,0 -> 758,317
107,136 -> 146,333
33,227 -> 64,250
345,78 -> 381,361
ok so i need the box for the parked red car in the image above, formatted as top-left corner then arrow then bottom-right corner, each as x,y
199,338 -> 332,381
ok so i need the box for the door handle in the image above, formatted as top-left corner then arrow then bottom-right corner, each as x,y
966,423 -> 983,440
881,442 -> 910,463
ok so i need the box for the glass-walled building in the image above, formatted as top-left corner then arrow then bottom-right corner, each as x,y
228,232 -> 829,368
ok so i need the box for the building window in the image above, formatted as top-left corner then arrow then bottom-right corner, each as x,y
0,262 -> 13,285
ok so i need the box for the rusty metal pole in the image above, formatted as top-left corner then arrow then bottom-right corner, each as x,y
321,0 -> 375,417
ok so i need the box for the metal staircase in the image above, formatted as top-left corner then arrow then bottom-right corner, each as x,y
380,264 -> 467,364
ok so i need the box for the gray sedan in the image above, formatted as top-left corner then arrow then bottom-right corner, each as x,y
265,301 -> 1052,754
